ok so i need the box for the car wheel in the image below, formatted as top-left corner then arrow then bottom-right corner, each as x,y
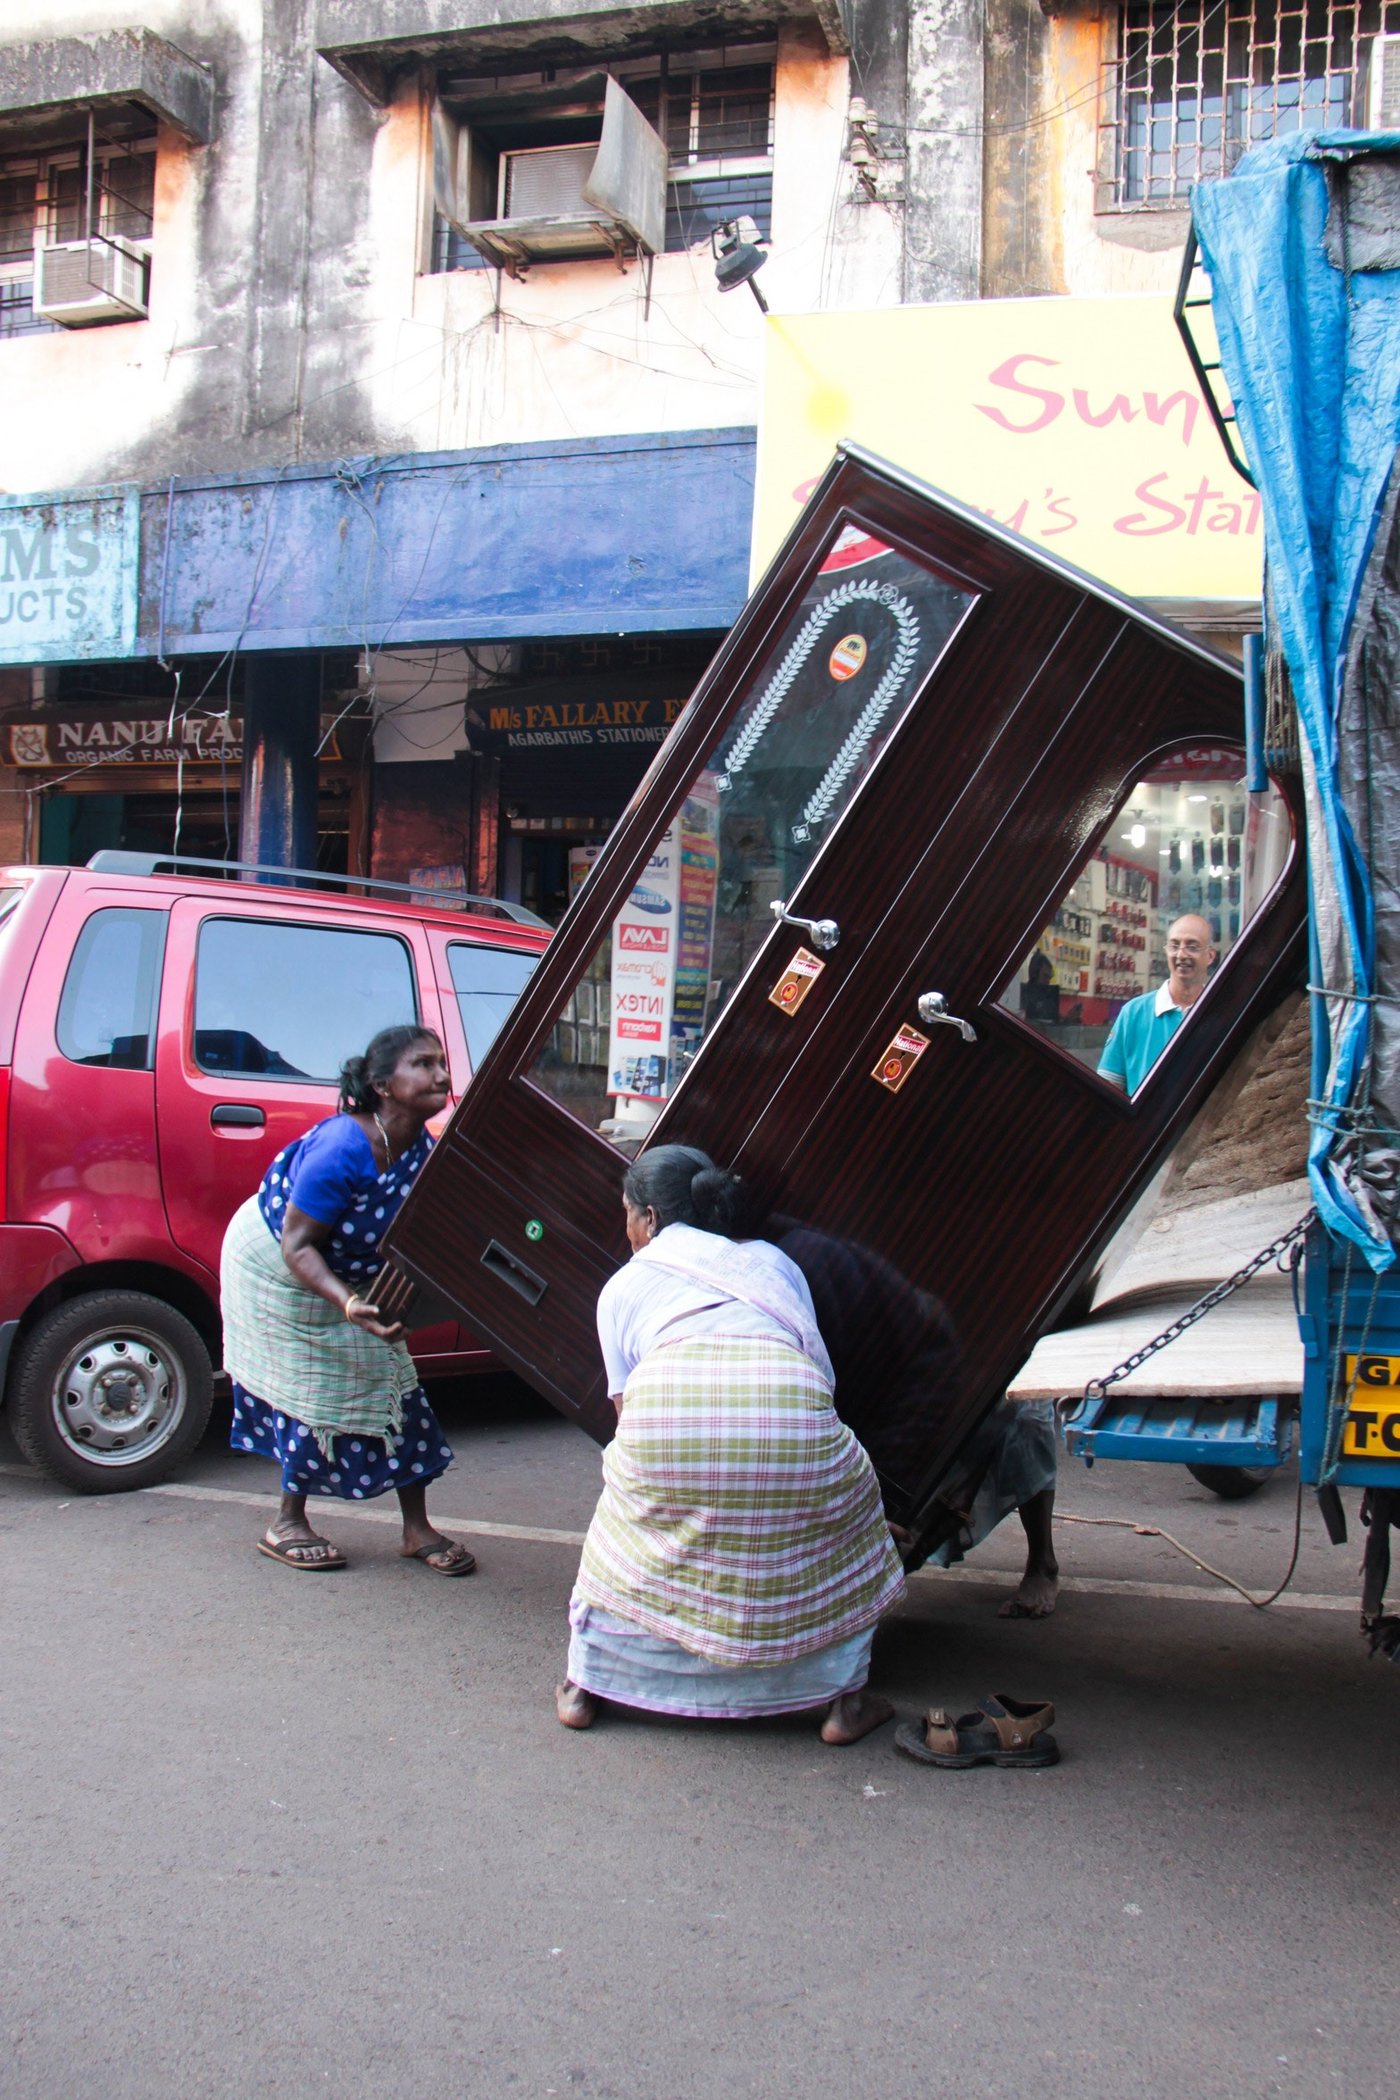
7,1291 -> 214,1494
1186,1462 -> 1274,1500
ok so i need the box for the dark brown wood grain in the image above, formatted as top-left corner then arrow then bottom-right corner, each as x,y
380,447 -> 1305,1544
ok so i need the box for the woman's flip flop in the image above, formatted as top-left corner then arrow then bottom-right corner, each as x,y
404,1538 -> 477,1576
257,1532 -> 347,1571
894,1693 -> 1059,1768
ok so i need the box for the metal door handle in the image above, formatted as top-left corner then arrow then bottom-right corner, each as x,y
480,1239 -> 547,1306
770,899 -> 840,950
210,1103 -> 266,1127
916,992 -> 977,1043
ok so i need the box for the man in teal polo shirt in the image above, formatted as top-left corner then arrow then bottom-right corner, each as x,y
1098,913 -> 1216,1092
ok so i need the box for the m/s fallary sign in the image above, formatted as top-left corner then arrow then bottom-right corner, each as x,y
0,490 -> 138,665
754,297 -> 1260,602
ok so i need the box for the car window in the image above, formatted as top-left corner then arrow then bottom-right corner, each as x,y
0,886 -> 22,928
57,908 -> 166,1069
194,918 -> 418,1082
447,943 -> 539,1068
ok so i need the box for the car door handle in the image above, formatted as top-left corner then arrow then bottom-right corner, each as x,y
210,1103 -> 266,1128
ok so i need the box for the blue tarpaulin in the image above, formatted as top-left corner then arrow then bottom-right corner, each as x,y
1194,132 -> 1400,1269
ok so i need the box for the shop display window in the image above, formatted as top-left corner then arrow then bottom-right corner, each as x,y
997,750 -> 1292,1091
527,532 -> 977,1137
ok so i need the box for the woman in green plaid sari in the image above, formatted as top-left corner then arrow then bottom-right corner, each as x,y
557,1146 -> 905,1741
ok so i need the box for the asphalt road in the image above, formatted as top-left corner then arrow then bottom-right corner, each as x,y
3,1382 -> 1398,2100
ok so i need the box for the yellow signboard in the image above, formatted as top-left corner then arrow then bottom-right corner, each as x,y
754,297 -> 1261,602
1342,1396 -> 1400,1460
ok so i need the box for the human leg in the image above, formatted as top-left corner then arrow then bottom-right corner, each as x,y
258,1488 -> 347,1569
556,1680 -> 600,1729
818,1688 -> 895,1744
997,1483 -> 1060,1619
395,1479 -> 475,1573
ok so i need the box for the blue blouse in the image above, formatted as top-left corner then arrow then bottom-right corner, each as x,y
257,1114 -> 433,1284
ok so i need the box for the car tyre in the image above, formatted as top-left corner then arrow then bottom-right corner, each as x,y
1186,1462 -> 1274,1500
8,1291 -> 214,1494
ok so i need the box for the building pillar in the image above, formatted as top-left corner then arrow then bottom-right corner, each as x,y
239,654 -> 320,874
905,0 -> 985,303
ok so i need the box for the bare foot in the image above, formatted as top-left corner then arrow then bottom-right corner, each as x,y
819,1689 -> 894,1745
998,1567 -> 1059,1619
556,1680 -> 599,1730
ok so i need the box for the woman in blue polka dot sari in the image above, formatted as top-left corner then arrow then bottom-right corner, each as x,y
220,1025 -> 474,1575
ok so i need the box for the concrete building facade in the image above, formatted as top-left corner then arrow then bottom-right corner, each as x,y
2,0 -> 1388,894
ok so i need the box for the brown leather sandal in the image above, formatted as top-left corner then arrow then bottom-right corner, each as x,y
894,1693 -> 1059,1768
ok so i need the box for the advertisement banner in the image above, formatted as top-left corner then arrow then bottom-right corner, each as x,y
755,297 -> 1261,601
607,826 -> 681,1102
671,785 -> 720,1086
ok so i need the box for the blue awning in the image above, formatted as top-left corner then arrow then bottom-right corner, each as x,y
139,428 -> 755,656
3,428 -> 754,668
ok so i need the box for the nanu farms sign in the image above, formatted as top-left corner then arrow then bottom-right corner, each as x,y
0,490 -> 138,665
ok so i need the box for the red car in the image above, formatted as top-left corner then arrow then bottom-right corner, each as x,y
0,852 -> 549,1493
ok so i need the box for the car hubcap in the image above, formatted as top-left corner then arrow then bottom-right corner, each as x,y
50,1328 -> 186,1468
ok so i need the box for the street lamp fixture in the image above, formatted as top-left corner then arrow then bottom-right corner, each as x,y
713,219 -> 769,312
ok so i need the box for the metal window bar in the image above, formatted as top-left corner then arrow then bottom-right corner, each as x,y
0,128 -> 154,338
1104,0 -> 1400,209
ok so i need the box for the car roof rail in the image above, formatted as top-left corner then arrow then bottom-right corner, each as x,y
85,850 -> 552,931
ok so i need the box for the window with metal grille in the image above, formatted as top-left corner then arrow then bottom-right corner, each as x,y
0,128 -> 155,337
1102,1 -> 1400,208
432,42 -> 774,271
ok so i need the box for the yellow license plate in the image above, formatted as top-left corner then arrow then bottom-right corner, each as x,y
1344,1353 -> 1400,1389
1342,1394 -> 1400,1459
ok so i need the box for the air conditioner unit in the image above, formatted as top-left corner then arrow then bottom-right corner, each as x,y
500,143 -> 599,219
1367,33 -> 1400,130
32,236 -> 148,326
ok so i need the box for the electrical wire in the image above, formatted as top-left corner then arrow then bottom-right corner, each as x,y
1054,1460 -> 1306,1609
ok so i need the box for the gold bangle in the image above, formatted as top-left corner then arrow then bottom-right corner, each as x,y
344,1295 -> 362,1322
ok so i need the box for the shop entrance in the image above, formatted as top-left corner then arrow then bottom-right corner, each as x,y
37,788 -> 349,871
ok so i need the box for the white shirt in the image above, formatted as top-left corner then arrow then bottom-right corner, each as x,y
596,1221 -> 833,1394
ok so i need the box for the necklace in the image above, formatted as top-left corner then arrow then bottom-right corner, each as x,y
372,1111 -> 398,1169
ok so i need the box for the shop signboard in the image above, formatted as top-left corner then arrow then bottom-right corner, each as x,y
475,694 -> 686,753
755,298 -> 1260,602
2,712 -> 343,770
0,490 -> 138,666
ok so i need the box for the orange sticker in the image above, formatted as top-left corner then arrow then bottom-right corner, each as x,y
870,1024 -> 930,1093
768,946 -> 826,1017
828,632 -> 868,682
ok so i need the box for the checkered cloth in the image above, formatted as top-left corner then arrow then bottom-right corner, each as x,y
576,1335 -> 906,1666
220,1196 -> 419,1453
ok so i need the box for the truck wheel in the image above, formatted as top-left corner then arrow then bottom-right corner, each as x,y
1186,1463 -> 1274,1500
7,1292 -> 214,1494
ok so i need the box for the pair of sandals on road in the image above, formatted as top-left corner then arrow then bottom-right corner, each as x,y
256,1530 -> 476,1575
894,1692 -> 1060,1768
